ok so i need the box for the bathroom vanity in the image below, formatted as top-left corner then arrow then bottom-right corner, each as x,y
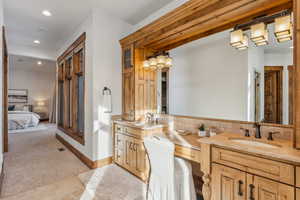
117,0 -> 300,199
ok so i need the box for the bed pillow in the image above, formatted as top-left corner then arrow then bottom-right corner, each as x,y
8,105 -> 15,111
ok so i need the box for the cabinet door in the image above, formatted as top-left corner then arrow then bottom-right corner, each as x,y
132,138 -> 149,181
247,174 -> 294,200
122,72 -> 135,121
297,189 -> 300,200
114,133 -> 124,165
211,163 -> 246,200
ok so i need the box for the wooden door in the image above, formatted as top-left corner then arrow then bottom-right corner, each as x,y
247,174 -> 294,200
211,163 -> 246,200
264,66 -> 283,124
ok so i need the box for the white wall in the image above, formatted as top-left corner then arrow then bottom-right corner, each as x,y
169,35 -> 248,121
56,9 -> 132,161
91,8 -> 132,161
8,67 -> 56,114
247,47 -> 265,122
131,0 -> 188,33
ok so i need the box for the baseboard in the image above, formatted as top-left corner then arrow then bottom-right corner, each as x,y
56,133 -> 112,169
0,162 -> 4,196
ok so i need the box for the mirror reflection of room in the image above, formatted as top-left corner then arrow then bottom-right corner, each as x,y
157,16 -> 293,125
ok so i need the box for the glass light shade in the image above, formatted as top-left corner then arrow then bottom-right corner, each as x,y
275,15 -> 292,43
157,55 -> 166,65
235,35 -> 248,50
165,57 -> 173,67
254,29 -> 268,46
149,58 -> 157,67
251,23 -> 268,43
143,60 -> 150,68
156,55 -> 166,68
230,29 -> 244,47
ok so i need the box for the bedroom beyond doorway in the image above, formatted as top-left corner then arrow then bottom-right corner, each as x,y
7,55 -> 56,140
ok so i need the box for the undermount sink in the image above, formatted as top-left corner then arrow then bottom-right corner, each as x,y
229,138 -> 280,149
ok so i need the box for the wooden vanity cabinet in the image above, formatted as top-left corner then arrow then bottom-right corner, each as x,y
121,44 -> 157,121
113,123 -> 152,181
247,174 -> 294,200
212,163 -> 295,200
211,147 -> 296,200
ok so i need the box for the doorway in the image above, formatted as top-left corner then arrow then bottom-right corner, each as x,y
264,66 -> 283,124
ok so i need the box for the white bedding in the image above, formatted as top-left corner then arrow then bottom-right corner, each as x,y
8,111 -> 40,130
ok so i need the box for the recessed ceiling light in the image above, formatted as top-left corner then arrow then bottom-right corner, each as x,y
42,10 -> 52,17
34,40 -> 40,44
290,46 -> 294,49
37,61 -> 42,65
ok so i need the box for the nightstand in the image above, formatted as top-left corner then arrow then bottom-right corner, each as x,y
35,112 -> 49,121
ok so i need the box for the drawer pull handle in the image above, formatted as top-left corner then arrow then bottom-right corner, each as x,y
249,184 -> 255,200
238,180 -> 243,196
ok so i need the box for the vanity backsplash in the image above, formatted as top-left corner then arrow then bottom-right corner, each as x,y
169,115 -> 294,144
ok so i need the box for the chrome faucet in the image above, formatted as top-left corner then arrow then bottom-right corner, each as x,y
145,112 -> 154,124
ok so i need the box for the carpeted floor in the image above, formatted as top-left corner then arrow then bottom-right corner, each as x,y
1,124 -> 201,200
78,164 -> 147,200
1,124 -> 89,198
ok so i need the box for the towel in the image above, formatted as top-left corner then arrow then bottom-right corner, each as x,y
103,93 -> 112,113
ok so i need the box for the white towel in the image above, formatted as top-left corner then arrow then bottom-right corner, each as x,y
103,94 -> 112,113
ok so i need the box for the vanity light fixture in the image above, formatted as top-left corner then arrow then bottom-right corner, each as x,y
143,52 -> 173,70
250,23 -> 268,46
34,40 -> 40,44
274,14 -> 293,43
37,61 -> 42,65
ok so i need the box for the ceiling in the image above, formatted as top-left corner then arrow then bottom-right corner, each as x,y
4,0 -> 174,60
9,54 -> 56,73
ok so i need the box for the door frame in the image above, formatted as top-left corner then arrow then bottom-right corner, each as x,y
264,66 -> 283,124
2,26 -> 8,153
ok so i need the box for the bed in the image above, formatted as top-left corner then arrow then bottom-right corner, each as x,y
8,111 -> 40,130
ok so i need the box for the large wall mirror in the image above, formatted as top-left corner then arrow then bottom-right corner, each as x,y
157,17 -> 294,125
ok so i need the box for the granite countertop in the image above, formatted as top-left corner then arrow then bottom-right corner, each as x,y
113,119 -> 168,130
199,133 -> 300,165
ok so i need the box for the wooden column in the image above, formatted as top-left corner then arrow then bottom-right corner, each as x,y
294,0 -> 300,149
200,143 -> 211,200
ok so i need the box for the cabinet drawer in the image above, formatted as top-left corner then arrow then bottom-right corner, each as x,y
123,126 -> 141,137
212,147 -> 294,185
175,145 -> 201,163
